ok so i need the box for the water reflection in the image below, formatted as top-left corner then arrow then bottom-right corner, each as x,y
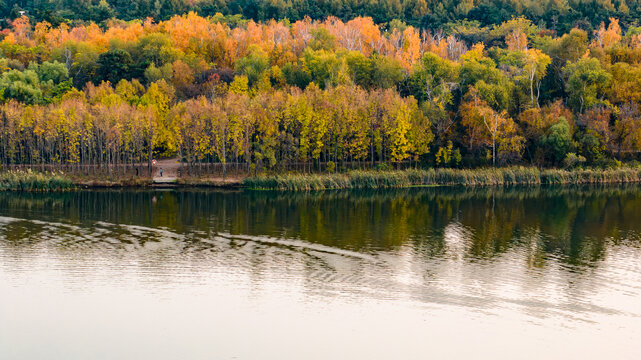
1,186 -> 640,359
1,186 -> 640,265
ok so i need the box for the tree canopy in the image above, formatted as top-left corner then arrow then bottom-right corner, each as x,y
1,12 -> 641,172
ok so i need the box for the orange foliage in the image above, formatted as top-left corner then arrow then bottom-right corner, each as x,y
593,18 -> 621,49
1,14 -> 455,74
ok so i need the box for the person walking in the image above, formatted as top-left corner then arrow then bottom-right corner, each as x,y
159,168 -> 163,177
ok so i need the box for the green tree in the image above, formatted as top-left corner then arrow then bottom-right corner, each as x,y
369,55 -> 405,89
34,60 -> 69,83
235,46 -> 270,87
303,49 -> 349,89
0,69 -> 43,104
540,117 -> 573,164
96,49 -> 134,84
135,33 -> 180,66
563,58 -> 611,113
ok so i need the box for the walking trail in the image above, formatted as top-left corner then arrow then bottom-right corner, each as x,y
152,158 -> 244,185
152,158 -> 180,183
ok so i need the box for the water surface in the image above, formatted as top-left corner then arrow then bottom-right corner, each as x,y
1,187 -> 640,359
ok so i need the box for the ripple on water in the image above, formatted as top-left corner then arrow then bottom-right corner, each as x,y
1,192 -> 641,346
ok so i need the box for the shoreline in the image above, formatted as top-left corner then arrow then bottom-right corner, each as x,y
4,167 -> 641,192
242,167 -> 641,191
71,178 -> 245,189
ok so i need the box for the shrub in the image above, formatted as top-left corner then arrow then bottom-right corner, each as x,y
375,162 -> 393,171
0,170 -> 74,191
563,153 -> 586,169
327,161 -> 336,173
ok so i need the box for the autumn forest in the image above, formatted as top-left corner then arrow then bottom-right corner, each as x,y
2,1 -> 641,176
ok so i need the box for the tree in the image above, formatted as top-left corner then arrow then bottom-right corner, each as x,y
303,48 -> 349,88
459,43 -> 511,111
0,69 -> 43,105
542,28 -> 588,99
575,106 -> 612,162
523,49 -> 551,108
368,54 -> 405,89
229,75 -> 250,95
384,98 -> 412,165
563,58 -> 611,113
408,52 -> 458,104
135,33 -> 180,67
51,40 -> 100,88
593,18 -> 622,49
171,60 -> 196,98
235,45 -> 270,86
345,51 -> 371,87
608,63 -> 641,104
140,80 -> 176,168
613,102 -> 641,159
460,87 -> 523,165
35,61 -> 69,83
96,49 -> 134,84
540,117 -> 573,164
459,43 -> 502,89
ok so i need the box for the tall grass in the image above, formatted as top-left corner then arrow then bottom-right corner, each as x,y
243,167 -> 641,191
0,170 -> 74,191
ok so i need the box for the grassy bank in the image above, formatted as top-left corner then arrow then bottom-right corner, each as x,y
0,170 -> 75,191
5,166 -> 641,192
243,167 -> 641,191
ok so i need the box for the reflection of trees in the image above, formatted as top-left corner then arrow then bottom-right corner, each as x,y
0,185 -> 640,267
451,185 -> 640,266
457,192 -> 525,258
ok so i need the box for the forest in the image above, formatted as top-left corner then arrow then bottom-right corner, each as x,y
1,9 -> 641,176
5,0 -> 641,33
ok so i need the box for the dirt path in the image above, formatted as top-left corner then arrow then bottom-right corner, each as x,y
151,158 -> 245,185
153,158 -> 181,183
153,158 -> 244,186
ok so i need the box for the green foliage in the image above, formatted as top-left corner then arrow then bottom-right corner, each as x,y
369,55 -> 405,89
136,33 -> 179,66
563,153 -> 586,169
144,62 -> 172,84
96,49 -> 135,84
235,46 -> 270,86
282,63 -> 312,89
563,58 -> 612,113
578,130 -> 606,163
409,52 -> 458,103
0,69 -> 43,104
308,28 -> 337,51
460,47 -> 503,89
326,161 -> 336,173
0,170 -> 74,191
303,48 -> 349,88
435,141 -> 461,167
540,118 -> 573,163
11,0 -> 641,35
34,61 -> 69,83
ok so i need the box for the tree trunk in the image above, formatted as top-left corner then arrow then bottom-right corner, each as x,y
492,135 -> 496,167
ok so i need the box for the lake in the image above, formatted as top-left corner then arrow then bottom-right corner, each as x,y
1,186 -> 640,359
